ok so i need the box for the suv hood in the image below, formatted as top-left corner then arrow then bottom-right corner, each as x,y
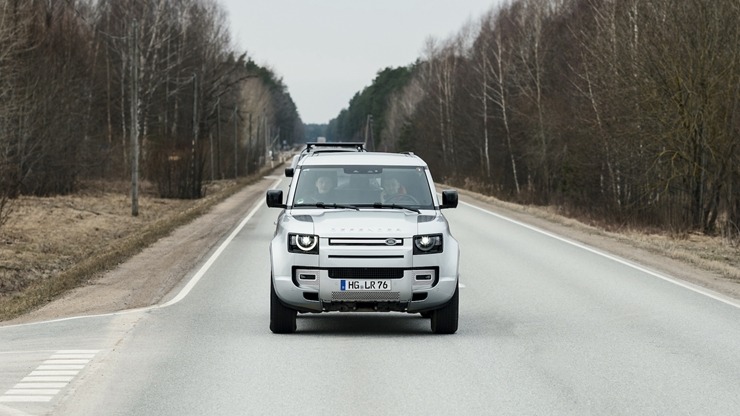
307,210 -> 418,238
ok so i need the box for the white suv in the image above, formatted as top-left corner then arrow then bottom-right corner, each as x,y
266,152 -> 460,334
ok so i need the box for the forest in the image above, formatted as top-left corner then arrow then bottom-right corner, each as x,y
329,0 -> 740,242
1,0 -> 738,243
0,0 -> 302,224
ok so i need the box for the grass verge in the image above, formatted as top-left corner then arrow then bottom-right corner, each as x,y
0,169 -> 272,321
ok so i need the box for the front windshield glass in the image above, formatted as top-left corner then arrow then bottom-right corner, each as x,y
292,166 -> 434,209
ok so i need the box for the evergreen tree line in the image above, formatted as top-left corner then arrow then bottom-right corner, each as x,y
0,0 -> 302,223
332,0 -> 740,240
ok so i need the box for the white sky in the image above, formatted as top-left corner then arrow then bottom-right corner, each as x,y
219,0 -> 502,124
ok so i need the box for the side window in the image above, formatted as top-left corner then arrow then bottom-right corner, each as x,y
292,171 -> 315,204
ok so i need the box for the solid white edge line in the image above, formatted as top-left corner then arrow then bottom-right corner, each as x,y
459,199 -> 740,310
159,187 -> 271,307
0,177 -> 283,329
158,176 -> 281,307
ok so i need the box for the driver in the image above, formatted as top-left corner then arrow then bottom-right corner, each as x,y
316,175 -> 335,195
311,174 -> 337,202
381,176 -> 406,203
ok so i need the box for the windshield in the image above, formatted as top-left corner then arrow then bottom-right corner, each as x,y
292,166 -> 434,209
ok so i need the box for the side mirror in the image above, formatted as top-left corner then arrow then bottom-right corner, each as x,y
266,190 -> 286,208
284,168 -> 294,177
440,190 -> 458,209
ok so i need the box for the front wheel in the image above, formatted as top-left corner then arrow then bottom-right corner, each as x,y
431,285 -> 458,334
270,279 -> 297,334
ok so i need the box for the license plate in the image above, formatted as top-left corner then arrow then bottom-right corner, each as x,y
340,280 -> 391,291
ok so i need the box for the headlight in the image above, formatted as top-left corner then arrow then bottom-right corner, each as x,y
289,233 -> 319,254
413,234 -> 443,254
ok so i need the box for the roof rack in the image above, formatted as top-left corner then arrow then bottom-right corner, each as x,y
305,142 -> 365,151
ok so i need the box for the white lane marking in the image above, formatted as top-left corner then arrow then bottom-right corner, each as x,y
459,199 -> 740,309
36,365 -> 84,370
1,350 -> 99,403
5,390 -> 60,395
14,383 -> 68,389
50,354 -> 95,359
43,359 -> 90,365
0,396 -> 51,403
29,371 -> 77,377
23,376 -> 74,382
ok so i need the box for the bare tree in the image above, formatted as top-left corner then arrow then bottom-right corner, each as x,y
476,8 -> 521,193
0,1 -> 25,227
509,0 -> 558,198
420,37 -> 463,176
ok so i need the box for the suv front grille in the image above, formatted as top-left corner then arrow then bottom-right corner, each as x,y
328,267 -> 404,279
329,238 -> 403,246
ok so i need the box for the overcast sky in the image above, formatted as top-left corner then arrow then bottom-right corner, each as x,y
219,0 -> 503,124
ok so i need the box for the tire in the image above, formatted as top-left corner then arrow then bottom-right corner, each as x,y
420,311 -> 432,319
270,279 -> 297,334
431,286 -> 459,334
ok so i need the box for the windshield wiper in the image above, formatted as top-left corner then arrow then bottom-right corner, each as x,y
367,202 -> 420,213
303,202 -> 359,211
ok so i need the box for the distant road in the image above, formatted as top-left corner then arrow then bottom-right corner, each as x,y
1,178 -> 739,415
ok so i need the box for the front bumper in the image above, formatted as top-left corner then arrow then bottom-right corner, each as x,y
270,235 -> 459,313
274,267 -> 457,313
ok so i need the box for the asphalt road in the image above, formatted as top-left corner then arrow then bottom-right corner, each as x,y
1,178 -> 739,415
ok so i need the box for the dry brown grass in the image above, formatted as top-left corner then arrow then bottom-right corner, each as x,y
0,175 -> 263,321
602,229 -> 740,281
